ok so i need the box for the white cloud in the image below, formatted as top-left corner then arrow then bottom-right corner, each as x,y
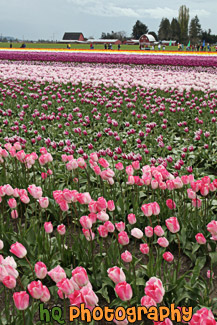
67,1 -> 211,20
191,9 -> 210,17
139,7 -> 177,19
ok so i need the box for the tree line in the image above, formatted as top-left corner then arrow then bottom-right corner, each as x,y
101,5 -> 217,45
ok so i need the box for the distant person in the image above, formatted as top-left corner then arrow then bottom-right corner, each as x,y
10,43 -> 12,48
158,43 -> 161,50
207,43 -> 210,51
67,44 -> 71,49
20,43 -> 26,48
151,45 -> 154,50
118,44 -> 120,50
104,43 -> 107,50
162,45 -> 165,50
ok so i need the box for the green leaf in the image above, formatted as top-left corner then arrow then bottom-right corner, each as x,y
209,252 -> 217,266
190,257 -> 206,285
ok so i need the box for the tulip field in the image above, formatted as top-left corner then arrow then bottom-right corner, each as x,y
0,50 -> 217,324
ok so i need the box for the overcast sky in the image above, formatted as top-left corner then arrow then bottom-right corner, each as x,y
0,0 -> 216,41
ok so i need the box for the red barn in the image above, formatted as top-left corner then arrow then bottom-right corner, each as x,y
139,34 -> 156,46
61,32 -> 85,42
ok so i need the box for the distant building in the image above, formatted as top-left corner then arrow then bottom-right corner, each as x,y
123,39 -> 139,45
139,34 -> 156,47
61,32 -> 85,43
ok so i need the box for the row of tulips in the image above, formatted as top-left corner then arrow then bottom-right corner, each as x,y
0,50 -> 217,66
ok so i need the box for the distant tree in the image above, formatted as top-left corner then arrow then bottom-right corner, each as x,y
201,29 -> 217,44
148,31 -> 158,41
158,18 -> 171,40
170,18 -> 181,42
178,5 -> 190,44
132,20 -> 148,39
189,15 -> 201,44
101,31 -> 127,41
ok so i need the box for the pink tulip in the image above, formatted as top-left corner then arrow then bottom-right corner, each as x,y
71,267 -> 89,287
35,261 -> 47,279
151,202 -> 160,215
20,195 -> 30,204
4,184 -> 14,196
97,225 -> 108,238
195,233 -> 206,245
140,243 -> 149,254
154,225 -> 164,237
57,224 -> 66,235
39,197 -> 49,208
3,275 -> 16,289
115,162 -> 124,170
163,252 -> 174,263
80,286 -> 99,307
165,217 -> 180,233
126,165 -> 134,175
141,295 -> 157,308
97,211 -> 109,221
40,285 -> 51,302
8,198 -> 17,209
157,237 -> 169,248
207,220 -> 217,239
68,289 -> 85,306
189,308 -> 216,325
187,189 -> 196,199
48,265 -> 66,283
11,210 -> 18,219
44,222 -> 53,233
115,282 -> 133,301
121,251 -> 132,263
82,228 -> 95,241
151,179 -> 159,189
141,203 -> 152,217
127,213 -> 136,224
132,161 -> 140,170
13,291 -> 29,310
57,278 -> 74,295
104,221 -> 115,233
166,199 -> 176,210
96,197 -> 107,210
98,158 -> 109,168
207,270 -> 214,279
27,280 -> 44,299
107,200 -> 115,211
145,277 -> 165,303
108,266 -> 126,284
80,216 -> 92,229
0,240 -> 3,250
10,242 -> 27,258
118,231 -> 130,246
90,152 -> 98,162
131,228 -> 143,239
115,222 -> 125,232
145,226 -> 153,237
